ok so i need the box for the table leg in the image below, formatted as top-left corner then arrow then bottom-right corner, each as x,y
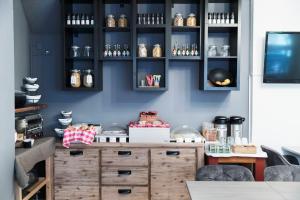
46,156 -> 54,200
206,156 -> 219,165
255,158 -> 265,181
15,181 -> 22,200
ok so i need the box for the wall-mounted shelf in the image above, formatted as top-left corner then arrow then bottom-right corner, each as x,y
61,0 -> 240,92
15,104 -> 48,114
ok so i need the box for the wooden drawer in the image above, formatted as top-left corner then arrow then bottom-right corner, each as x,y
151,148 -> 196,200
55,185 -> 99,200
102,167 -> 148,185
102,186 -> 148,200
54,149 -> 99,186
101,148 -> 148,166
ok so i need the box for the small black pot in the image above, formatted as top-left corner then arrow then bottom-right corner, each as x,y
208,68 -> 233,87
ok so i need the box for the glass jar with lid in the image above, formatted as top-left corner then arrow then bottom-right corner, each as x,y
152,44 -> 162,58
186,13 -> 197,26
208,45 -> 217,57
70,45 -> 80,58
174,13 -> 184,26
171,125 -> 203,141
220,45 -> 230,57
118,14 -> 128,27
70,69 -> 81,88
83,69 -> 93,88
106,14 -> 116,27
138,43 -> 147,57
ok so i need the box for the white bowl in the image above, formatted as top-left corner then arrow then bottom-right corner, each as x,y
61,111 -> 72,118
26,95 -> 41,104
58,118 -> 72,126
24,77 -> 38,84
24,84 -> 39,92
54,128 -> 65,138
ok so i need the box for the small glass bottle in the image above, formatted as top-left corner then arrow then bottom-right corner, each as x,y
142,14 -> 146,25
191,44 -> 195,56
225,13 -> 230,24
220,13 -> 225,24
108,45 -> 112,57
212,13 -> 217,24
147,13 -> 151,25
160,13 -> 164,24
113,44 -> 117,57
118,14 -> 128,28
156,13 -> 160,24
76,14 -> 80,25
91,15 -> 94,25
125,44 -> 130,56
194,44 -> 199,56
106,14 -> 115,27
186,13 -> 197,27
122,45 -> 127,57
182,45 -> 186,56
172,44 -> 177,56
186,44 -> 190,56
83,69 -> 93,88
208,13 -> 212,24
137,14 -> 142,24
230,12 -> 235,24
174,13 -> 184,26
117,44 -> 121,57
216,13 -> 220,24
72,14 -> 76,25
86,15 -> 90,25
151,13 -> 155,24
81,14 -> 86,25
66,14 -> 71,25
177,46 -> 182,56
104,44 -> 108,57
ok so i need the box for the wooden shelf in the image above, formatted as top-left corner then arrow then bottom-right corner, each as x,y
208,56 -> 237,59
170,56 -> 201,61
64,87 -> 99,91
208,23 -> 238,28
204,86 -> 239,91
101,57 -> 132,61
172,26 -> 201,32
15,104 -> 48,113
23,178 -> 47,200
66,57 -> 94,61
137,57 -> 166,60
135,87 -> 167,91
103,27 -> 130,32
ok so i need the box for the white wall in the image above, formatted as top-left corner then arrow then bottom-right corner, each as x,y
251,0 -> 300,150
14,0 -> 31,90
0,0 -> 15,199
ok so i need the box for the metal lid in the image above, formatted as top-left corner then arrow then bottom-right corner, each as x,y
153,44 -> 161,47
229,116 -> 245,124
107,14 -> 114,18
138,43 -> 146,46
84,69 -> 92,73
119,14 -> 127,18
188,13 -> 196,17
214,116 -> 228,124
175,13 -> 183,17
71,69 -> 80,73
71,45 -> 80,49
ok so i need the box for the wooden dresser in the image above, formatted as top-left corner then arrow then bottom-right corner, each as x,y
54,143 -> 204,200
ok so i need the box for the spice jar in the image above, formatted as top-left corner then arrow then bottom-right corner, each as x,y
83,69 -> 93,88
152,44 -> 162,58
70,69 -> 81,88
118,14 -> 128,27
138,43 -> 147,57
174,13 -> 184,26
106,14 -> 116,27
186,13 -> 197,26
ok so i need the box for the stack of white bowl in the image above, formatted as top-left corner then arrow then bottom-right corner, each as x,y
54,111 -> 72,138
23,77 -> 41,104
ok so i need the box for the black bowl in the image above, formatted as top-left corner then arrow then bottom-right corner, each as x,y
208,68 -> 233,87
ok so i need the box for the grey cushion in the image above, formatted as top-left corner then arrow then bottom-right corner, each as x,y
261,145 -> 292,167
196,165 -> 254,181
264,165 -> 300,181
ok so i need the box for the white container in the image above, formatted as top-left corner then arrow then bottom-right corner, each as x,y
129,127 -> 170,143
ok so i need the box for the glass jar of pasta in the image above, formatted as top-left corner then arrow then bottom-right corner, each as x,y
174,13 -> 184,26
152,44 -> 162,58
118,14 -> 128,27
70,69 -> 81,88
106,14 -> 116,27
186,13 -> 197,26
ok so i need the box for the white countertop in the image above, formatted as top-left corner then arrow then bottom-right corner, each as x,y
205,149 -> 267,158
187,181 -> 300,200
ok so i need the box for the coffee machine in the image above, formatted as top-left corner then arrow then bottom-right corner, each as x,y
229,116 -> 245,144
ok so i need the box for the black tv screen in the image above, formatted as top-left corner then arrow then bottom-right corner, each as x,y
264,32 -> 300,83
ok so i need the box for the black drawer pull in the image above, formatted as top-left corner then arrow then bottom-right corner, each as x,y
118,189 -> 131,194
118,151 -> 132,156
70,150 -> 83,156
118,170 -> 132,175
166,151 -> 180,156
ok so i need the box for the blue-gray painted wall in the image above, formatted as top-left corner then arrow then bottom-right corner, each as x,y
31,0 -> 251,136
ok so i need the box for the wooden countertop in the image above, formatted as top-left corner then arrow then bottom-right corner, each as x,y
56,141 -> 204,149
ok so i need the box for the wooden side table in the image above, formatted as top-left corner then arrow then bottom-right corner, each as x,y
15,155 -> 54,200
205,151 -> 267,181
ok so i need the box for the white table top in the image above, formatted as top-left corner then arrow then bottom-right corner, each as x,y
187,181 -> 300,200
282,146 -> 300,156
205,149 -> 268,158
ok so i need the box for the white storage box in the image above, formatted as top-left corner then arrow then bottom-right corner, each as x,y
129,127 -> 170,143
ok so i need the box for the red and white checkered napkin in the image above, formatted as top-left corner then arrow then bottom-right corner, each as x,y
63,127 -> 96,148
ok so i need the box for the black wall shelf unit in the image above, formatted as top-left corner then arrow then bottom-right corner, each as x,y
62,0 -> 241,92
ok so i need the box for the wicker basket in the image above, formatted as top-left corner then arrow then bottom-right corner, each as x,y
232,145 -> 257,154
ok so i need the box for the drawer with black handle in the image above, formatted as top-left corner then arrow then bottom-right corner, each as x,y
101,186 -> 148,200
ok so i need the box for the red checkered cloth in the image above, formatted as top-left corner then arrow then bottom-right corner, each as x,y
63,127 -> 96,148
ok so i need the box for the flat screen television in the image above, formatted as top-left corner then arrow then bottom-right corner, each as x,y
264,32 -> 300,83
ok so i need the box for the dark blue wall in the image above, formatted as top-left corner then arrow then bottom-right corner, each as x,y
31,0 -> 250,137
